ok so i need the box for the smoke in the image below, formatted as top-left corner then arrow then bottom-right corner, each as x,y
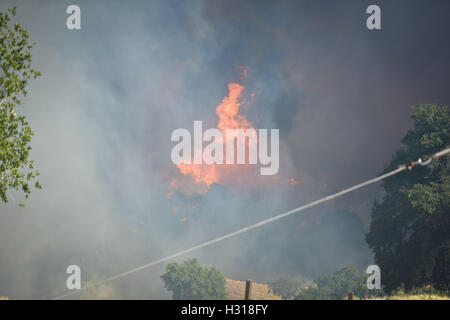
171,81 -> 289,194
0,0 -> 449,299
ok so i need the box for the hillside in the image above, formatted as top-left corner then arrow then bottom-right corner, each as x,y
225,279 -> 282,300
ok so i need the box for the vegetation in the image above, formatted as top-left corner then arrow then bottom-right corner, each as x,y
161,258 -> 227,300
227,277 -> 450,300
226,279 -> 282,300
295,267 -> 370,300
0,7 -> 41,204
368,291 -> 450,300
366,104 -> 450,294
267,276 -> 305,299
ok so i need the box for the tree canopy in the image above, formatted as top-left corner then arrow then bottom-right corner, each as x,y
366,104 -> 450,293
295,266 -> 369,300
268,276 -> 305,300
161,258 -> 227,300
0,7 -> 41,204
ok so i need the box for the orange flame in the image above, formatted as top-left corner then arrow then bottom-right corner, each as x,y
216,83 -> 251,131
171,82 -> 257,194
170,80 -> 299,194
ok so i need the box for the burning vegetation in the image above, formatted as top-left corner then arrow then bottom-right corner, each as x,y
170,81 -> 298,194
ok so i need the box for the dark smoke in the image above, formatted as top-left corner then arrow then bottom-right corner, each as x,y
0,0 -> 449,299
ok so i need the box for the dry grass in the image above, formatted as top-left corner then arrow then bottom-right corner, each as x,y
368,293 -> 450,300
225,278 -> 282,300
225,279 -> 450,300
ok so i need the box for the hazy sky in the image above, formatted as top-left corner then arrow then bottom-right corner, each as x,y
0,0 -> 449,299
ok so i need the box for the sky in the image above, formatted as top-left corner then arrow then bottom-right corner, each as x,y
0,0 -> 449,299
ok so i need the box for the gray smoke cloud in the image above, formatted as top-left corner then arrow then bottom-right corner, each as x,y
0,0 -> 449,299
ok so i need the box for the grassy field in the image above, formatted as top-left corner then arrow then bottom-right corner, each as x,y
367,292 -> 450,300
226,278 -> 450,300
225,278 -> 282,300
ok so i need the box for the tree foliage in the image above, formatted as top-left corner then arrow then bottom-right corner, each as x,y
366,104 -> 450,293
295,266 -> 369,300
0,7 -> 41,204
161,258 -> 227,300
268,276 -> 305,299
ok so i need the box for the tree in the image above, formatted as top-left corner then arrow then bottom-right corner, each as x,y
295,266 -> 369,300
431,241 -> 450,292
315,266 -> 369,299
294,286 -> 334,300
366,104 -> 450,293
268,276 -> 305,299
161,258 -> 227,300
0,7 -> 41,204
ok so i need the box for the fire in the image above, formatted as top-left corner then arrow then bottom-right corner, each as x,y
171,82 -> 257,194
176,162 -> 218,188
216,83 -> 251,131
170,80 -> 298,194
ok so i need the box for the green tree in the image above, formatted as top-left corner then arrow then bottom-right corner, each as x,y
295,266 -> 369,300
366,104 -> 450,293
0,7 -> 41,204
294,286 -> 334,300
268,276 -> 305,299
161,258 -> 227,300
431,241 -> 450,292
